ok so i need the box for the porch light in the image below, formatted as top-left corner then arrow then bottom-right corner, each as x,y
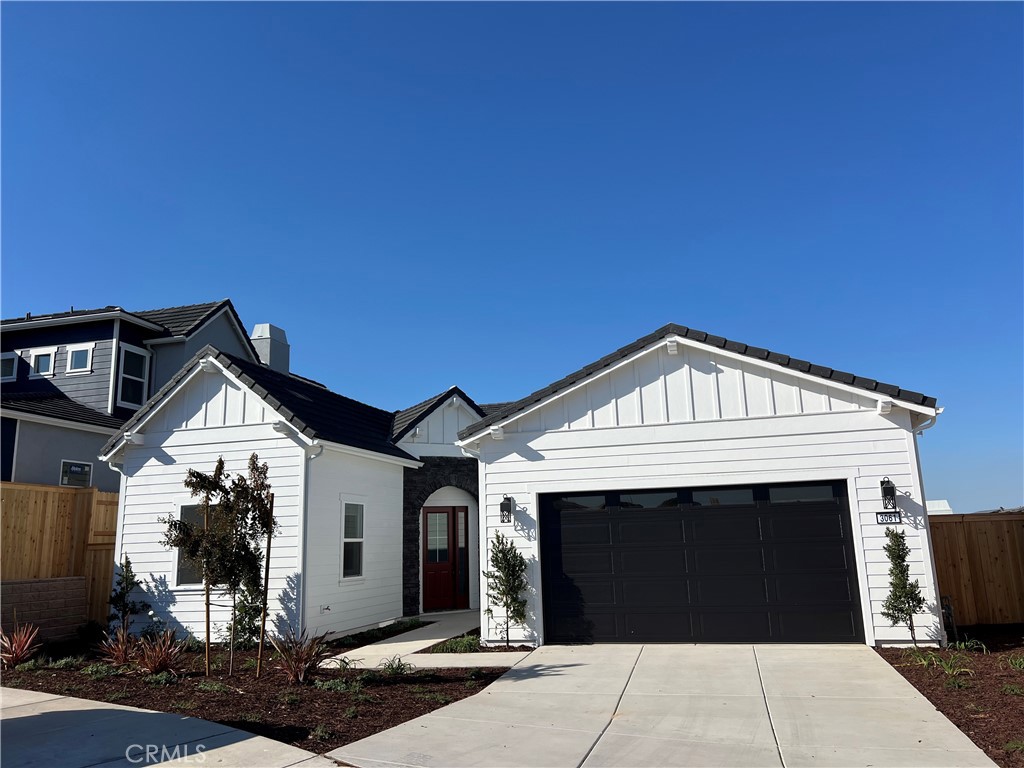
880,477 -> 897,510
500,496 -> 514,524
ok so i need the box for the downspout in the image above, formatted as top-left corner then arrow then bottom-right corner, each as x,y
909,406 -> 944,644
297,440 -> 323,635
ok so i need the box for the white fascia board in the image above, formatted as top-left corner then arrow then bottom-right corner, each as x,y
456,335 -> 936,444
2,411 -> 118,436
319,440 -> 423,469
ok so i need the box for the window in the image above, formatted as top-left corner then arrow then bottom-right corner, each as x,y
175,505 -> 205,586
341,502 -> 364,579
0,353 -> 16,382
691,487 -> 755,507
29,347 -> 58,378
65,343 -> 95,375
59,460 -> 92,488
769,484 -> 836,504
117,343 -> 151,408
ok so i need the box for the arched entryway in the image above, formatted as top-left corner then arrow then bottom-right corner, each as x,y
421,486 -> 478,613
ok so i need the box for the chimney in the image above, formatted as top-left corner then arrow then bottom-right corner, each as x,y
250,323 -> 290,373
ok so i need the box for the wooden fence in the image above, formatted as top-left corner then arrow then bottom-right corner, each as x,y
1,482 -> 119,625
929,511 -> 1024,626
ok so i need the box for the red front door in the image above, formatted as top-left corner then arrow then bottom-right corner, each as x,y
422,506 -> 470,612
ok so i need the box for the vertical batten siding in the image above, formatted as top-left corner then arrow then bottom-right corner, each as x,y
475,355 -> 938,646
302,447 -> 405,636
398,401 -> 486,459
117,424 -> 303,639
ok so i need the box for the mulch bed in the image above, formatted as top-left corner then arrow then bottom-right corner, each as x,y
3,647 -> 506,755
326,617 -> 430,654
876,629 -> 1024,768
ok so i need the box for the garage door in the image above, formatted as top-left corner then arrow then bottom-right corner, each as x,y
539,481 -> 864,643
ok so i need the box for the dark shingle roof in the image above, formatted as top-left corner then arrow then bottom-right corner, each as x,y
102,346 -> 417,462
391,386 -> 487,441
2,392 -> 126,431
479,402 -> 514,416
458,323 -> 938,440
133,300 -> 229,336
1,306 -> 163,329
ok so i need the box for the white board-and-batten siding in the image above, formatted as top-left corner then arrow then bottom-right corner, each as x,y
474,342 -> 940,647
398,399 -> 483,459
113,367 -> 407,640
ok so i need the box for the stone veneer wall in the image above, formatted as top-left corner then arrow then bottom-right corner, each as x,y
1,577 -> 87,641
402,456 -> 479,616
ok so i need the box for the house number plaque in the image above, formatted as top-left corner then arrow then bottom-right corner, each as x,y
876,512 -> 901,524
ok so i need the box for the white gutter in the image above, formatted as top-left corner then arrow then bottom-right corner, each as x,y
915,406 -> 943,435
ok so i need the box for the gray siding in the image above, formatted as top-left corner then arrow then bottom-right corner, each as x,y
150,311 -> 254,386
3,321 -> 116,414
12,419 -> 120,492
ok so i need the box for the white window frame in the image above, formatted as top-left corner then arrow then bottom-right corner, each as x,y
0,352 -> 17,382
65,342 -> 96,376
116,343 -> 151,409
171,500 -> 206,590
339,499 -> 366,582
28,347 -> 58,379
58,459 -> 93,488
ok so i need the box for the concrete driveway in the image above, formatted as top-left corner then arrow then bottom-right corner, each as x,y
329,644 -> 996,768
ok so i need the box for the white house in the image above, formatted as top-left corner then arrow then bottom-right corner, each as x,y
456,323 -> 943,647
100,342 -> 494,640
100,345 -> 428,639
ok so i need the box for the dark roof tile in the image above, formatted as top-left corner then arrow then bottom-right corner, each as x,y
2,392 -> 125,430
391,386 -> 486,441
102,347 -> 416,462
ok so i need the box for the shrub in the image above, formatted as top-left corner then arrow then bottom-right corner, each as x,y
15,659 -> 43,672
1001,653 -> 1024,671
82,662 -> 122,680
433,634 -> 480,654
144,671 -> 176,686
1,622 -> 41,670
379,655 -> 413,676
945,677 -> 971,690
98,626 -> 136,666
483,532 -> 530,649
137,630 -> 184,676
1002,684 -> 1024,696
902,647 -> 938,668
880,528 -> 926,646
108,556 -> 150,632
313,678 -> 350,693
48,655 -> 85,670
269,629 -> 333,684
949,638 -> 988,654
310,724 -> 332,741
196,680 -> 232,693
1006,740 -> 1024,753
933,652 -> 974,678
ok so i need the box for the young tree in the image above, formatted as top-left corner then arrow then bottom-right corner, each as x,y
881,527 -> 927,646
483,532 -> 529,649
162,454 -> 274,676
108,555 -> 150,632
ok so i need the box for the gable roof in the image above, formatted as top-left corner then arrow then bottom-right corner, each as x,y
132,300 -> 231,337
458,323 -> 938,441
2,392 -> 125,431
101,346 -> 416,463
392,386 -> 487,442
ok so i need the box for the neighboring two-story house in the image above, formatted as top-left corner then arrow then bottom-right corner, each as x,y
1,300 -> 268,491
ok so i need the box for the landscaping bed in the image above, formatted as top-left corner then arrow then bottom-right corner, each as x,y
3,646 -> 506,754
326,617 -> 429,653
876,630 -> 1024,768
424,628 -> 534,654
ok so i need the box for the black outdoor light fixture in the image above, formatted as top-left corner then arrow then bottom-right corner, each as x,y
500,495 -> 514,524
880,477 -> 897,510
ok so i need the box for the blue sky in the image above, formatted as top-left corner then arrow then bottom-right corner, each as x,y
3,3 -> 1021,512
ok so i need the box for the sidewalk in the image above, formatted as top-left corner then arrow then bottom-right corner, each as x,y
0,687 -> 335,768
325,611 -> 532,669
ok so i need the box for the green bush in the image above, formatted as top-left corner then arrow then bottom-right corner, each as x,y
81,662 -> 123,680
313,678 -> 350,693
433,634 -> 480,654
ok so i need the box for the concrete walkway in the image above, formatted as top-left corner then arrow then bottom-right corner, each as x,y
325,611 -> 531,669
0,687 -> 334,768
328,644 -> 997,768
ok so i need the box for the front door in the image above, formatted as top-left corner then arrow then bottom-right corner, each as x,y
422,506 -> 470,612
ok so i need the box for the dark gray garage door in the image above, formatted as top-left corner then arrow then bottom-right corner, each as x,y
539,481 -> 864,643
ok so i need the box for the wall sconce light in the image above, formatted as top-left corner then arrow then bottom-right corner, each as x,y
880,477 -> 897,510
500,495 -> 514,524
